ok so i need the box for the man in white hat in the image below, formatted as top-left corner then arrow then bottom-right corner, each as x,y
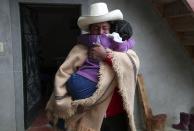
78,3 -> 130,131
78,3 -> 128,131
46,2 -> 139,131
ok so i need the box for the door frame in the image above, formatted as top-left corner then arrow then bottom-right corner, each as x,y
9,0 -> 88,130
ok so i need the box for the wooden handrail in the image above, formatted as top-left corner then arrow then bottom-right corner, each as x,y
137,74 -> 153,131
137,74 -> 167,131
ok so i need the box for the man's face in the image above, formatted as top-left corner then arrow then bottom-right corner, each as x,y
90,22 -> 110,35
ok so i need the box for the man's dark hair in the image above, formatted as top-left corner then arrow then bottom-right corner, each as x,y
110,20 -> 133,41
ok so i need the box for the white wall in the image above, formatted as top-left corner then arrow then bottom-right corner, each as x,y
0,0 -> 16,131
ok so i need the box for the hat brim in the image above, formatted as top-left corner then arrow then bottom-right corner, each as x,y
77,9 -> 123,32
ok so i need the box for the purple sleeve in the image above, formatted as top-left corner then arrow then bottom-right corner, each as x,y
77,34 -> 134,51
112,38 -> 135,52
77,34 -> 113,48
77,34 -> 98,48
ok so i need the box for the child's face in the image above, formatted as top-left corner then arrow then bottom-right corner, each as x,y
90,22 -> 110,35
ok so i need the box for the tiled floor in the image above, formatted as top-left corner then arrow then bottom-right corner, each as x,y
27,110 -> 55,131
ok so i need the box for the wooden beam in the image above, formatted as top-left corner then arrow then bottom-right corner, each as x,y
137,74 -> 152,131
137,74 -> 168,131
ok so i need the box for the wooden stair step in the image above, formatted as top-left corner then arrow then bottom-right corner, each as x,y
174,26 -> 194,32
184,45 -> 194,57
182,42 -> 194,46
177,31 -> 194,44
151,0 -> 176,4
167,15 -> 194,32
177,31 -> 194,36
163,0 -> 191,17
168,14 -> 194,21
166,13 -> 193,18
181,37 -> 194,44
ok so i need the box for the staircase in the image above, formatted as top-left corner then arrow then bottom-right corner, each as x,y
147,0 -> 194,62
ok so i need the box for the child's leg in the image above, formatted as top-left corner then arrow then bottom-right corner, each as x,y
56,74 -> 97,130
66,73 -> 97,100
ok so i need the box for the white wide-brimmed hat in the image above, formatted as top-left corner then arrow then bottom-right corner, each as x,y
77,2 -> 123,32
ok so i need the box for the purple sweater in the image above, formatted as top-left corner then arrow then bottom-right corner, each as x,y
76,34 -> 135,82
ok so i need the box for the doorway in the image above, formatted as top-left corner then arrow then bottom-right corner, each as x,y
19,3 -> 81,129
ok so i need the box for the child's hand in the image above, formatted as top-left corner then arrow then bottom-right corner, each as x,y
89,44 -> 107,61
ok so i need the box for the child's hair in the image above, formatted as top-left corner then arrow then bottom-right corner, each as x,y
110,20 -> 133,41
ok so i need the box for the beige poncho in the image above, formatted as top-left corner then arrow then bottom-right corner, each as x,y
46,44 -> 140,131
